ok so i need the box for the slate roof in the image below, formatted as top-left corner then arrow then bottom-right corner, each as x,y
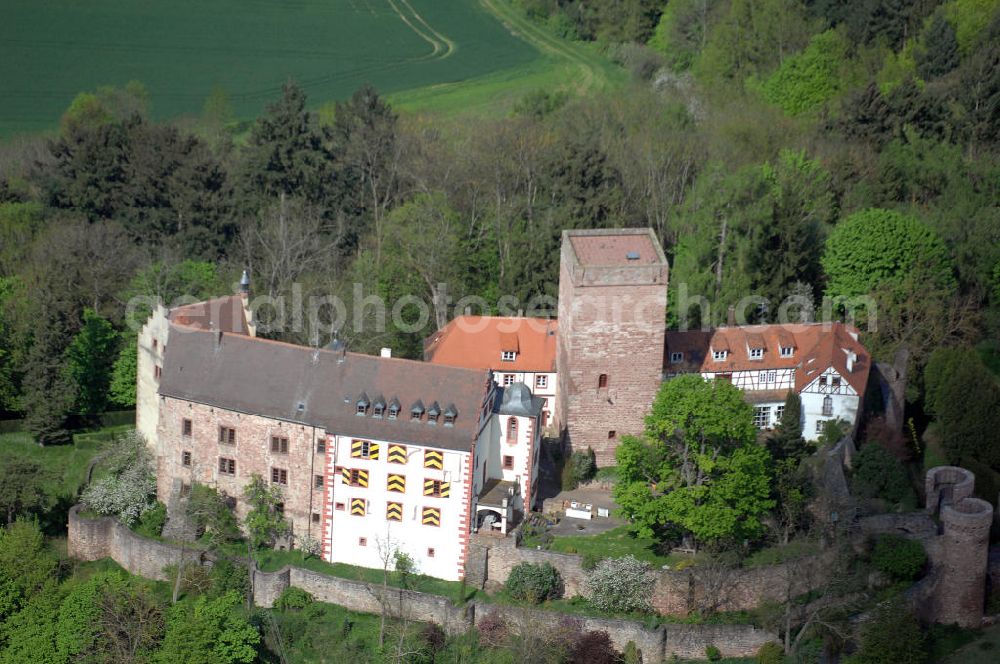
424,316 -> 558,372
496,383 -> 544,418
664,322 -> 870,394
159,326 -> 491,451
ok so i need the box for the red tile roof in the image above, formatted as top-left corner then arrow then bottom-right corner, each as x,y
568,233 -> 661,266
664,322 -> 870,394
169,295 -> 249,335
424,316 -> 558,372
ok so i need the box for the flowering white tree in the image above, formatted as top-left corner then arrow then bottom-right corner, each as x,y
586,555 -> 653,614
81,430 -> 156,526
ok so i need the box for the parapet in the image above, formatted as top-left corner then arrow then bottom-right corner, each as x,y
925,466 -> 976,513
941,497 -> 994,538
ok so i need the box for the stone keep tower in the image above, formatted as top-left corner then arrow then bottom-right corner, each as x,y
925,466 -> 994,628
556,228 -> 668,465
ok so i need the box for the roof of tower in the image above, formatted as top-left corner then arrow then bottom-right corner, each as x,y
159,326 -> 491,451
563,228 -> 668,267
497,383 -> 544,417
423,315 -> 558,372
169,295 -> 250,336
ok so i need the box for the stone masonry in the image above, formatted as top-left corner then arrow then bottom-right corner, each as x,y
156,396 -> 328,541
556,229 -> 669,464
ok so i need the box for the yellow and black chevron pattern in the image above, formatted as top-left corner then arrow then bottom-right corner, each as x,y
387,444 -> 407,464
351,439 -> 379,460
421,506 -> 441,526
386,501 -> 402,522
423,479 -> 450,497
387,474 -> 406,493
342,468 -> 369,487
424,449 -> 443,470
350,498 -> 366,516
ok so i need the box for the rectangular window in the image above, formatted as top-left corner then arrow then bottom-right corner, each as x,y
182,418 -> 192,437
424,449 -> 443,470
608,430 -> 616,439
598,373 -> 608,388
312,512 -> 320,524
219,426 -> 236,445
423,479 -> 450,498
766,371 -> 777,383
749,348 -> 764,360
154,365 -> 161,379
218,457 -> 236,475
503,374 -> 515,386
819,376 -> 828,386
343,468 -> 369,488
359,537 -> 367,546
427,548 -> 435,558
670,352 -> 684,363
316,438 -> 326,454
335,502 -> 345,511
271,468 -> 288,485
753,406 -> 771,429
712,350 -> 728,361
271,436 -> 289,454
503,455 -> 514,470
535,375 -> 548,389
314,474 -> 324,489
421,506 -> 441,527
776,405 -> 785,422
780,346 -> 794,358
816,420 -> 827,434
831,376 -> 842,388
181,451 -> 192,467
501,351 -> 516,362
351,439 -> 379,460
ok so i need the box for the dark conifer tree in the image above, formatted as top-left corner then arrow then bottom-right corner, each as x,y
917,13 -> 959,79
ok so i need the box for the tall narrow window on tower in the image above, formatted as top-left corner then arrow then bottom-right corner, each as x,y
598,373 -> 608,389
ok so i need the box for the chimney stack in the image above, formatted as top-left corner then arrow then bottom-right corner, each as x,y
846,351 -> 856,373
727,305 -> 736,327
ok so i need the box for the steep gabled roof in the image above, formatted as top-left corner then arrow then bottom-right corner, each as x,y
159,326 -> 492,451
168,295 -> 249,336
424,316 -> 558,372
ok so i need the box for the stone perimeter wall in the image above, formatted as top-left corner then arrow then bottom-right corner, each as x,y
67,507 -> 774,662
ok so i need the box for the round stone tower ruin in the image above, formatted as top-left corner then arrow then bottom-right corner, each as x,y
925,466 -> 994,628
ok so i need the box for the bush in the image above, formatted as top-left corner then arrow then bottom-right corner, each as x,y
134,501 -> 166,538
571,630 -> 620,664
586,555 -> 653,614
581,551 -> 604,571
505,562 -> 562,604
209,559 -> 250,599
758,641 -> 785,663
851,443 -> 914,506
706,644 -> 722,661
477,611 -> 508,648
849,600 -> 927,663
562,448 -> 597,490
871,534 -> 926,581
275,586 -> 313,611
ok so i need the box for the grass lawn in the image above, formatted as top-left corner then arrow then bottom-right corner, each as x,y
0,427 -> 125,497
546,524 -> 686,568
743,538 -> 821,568
938,623 -> 1000,663
0,0 -> 543,135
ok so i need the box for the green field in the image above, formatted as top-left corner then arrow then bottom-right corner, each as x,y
0,0 -> 554,135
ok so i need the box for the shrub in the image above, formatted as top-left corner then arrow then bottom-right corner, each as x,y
505,562 -> 562,604
850,600 -> 927,663
871,535 -> 926,581
275,586 -> 313,611
477,611 -> 508,648
622,640 -> 642,664
851,443 -> 914,506
758,641 -> 785,663
706,644 -> 722,661
586,555 -> 653,614
209,559 -> 250,599
134,501 -> 167,538
581,551 -> 604,571
571,448 -> 597,483
571,630 -> 620,664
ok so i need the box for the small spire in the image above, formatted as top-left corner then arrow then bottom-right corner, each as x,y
239,269 -> 250,295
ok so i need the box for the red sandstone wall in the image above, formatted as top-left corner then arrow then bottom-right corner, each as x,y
157,397 -> 327,541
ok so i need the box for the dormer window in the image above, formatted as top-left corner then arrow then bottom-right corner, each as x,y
443,404 -> 457,427
748,348 -> 763,360
410,400 -> 424,421
372,395 -> 386,418
780,346 -> 794,358
426,402 -> 440,425
712,350 -> 728,361
501,351 -> 517,362
388,398 -> 400,420
670,352 -> 683,363
356,392 -> 369,416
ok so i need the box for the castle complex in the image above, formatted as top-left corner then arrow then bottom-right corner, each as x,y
138,228 -> 874,581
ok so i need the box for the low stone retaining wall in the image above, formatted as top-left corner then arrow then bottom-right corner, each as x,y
67,506 -> 776,661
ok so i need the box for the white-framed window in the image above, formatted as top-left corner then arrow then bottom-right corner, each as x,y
501,351 -> 517,362
766,371 -> 777,383
535,374 -> 548,389
822,395 -> 833,416
780,346 -> 794,358
816,420 -> 828,434
753,406 -> 771,429
749,348 -> 764,360
712,350 -> 728,361
503,374 -> 515,386
670,351 -> 684,363
776,405 -> 785,422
